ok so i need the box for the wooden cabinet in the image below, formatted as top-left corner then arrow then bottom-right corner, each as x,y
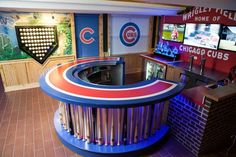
166,65 -> 174,81
173,67 -> 183,82
166,65 -> 183,82
0,55 -> 75,92
166,64 -> 216,89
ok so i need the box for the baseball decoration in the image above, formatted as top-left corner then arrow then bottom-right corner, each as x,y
15,25 -> 58,64
119,22 -> 140,47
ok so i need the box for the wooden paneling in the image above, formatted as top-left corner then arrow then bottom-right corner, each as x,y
70,14 -> 77,58
0,55 -> 75,92
99,14 -> 106,57
148,16 -> 160,53
2,62 -> 28,87
26,61 -> 42,83
148,16 -> 154,52
107,14 -> 111,56
173,67 -> 183,82
113,53 -> 145,74
166,65 -> 183,82
166,65 -> 175,81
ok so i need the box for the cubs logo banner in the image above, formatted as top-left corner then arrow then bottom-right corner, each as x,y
74,14 -> 99,57
111,15 -> 149,54
119,22 -> 140,47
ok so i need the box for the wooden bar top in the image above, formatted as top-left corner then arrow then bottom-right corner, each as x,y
182,86 -> 209,106
140,54 -> 177,64
141,54 -> 236,104
204,82 -> 236,102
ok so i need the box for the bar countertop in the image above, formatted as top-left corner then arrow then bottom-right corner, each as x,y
167,61 -> 228,82
181,85 -> 209,106
179,82 -> 236,107
141,54 -> 228,82
204,82 -> 236,102
141,54 -> 232,106
40,57 -> 184,107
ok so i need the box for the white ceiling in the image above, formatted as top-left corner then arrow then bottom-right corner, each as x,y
0,0 -> 184,15
0,0 -> 235,15
115,0 -> 236,11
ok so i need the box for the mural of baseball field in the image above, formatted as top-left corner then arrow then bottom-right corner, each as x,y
0,12 -> 72,61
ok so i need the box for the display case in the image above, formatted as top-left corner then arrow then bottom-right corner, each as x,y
141,54 -> 168,80
145,60 -> 166,80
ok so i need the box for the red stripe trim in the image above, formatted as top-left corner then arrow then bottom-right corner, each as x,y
48,58 -> 174,99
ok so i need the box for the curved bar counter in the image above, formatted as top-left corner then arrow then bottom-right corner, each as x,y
40,57 -> 184,156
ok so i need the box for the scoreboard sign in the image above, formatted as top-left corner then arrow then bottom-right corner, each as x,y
15,25 -> 58,64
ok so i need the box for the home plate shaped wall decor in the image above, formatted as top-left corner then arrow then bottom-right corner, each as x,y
15,26 -> 58,64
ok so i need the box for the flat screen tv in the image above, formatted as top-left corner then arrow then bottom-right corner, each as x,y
219,26 -> 236,52
183,23 -> 221,50
162,23 -> 185,42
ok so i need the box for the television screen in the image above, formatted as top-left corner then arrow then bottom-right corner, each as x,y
219,26 -> 236,52
154,41 -> 179,58
183,23 -> 221,50
162,24 -> 185,42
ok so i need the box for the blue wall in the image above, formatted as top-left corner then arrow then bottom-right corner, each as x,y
74,14 -> 99,58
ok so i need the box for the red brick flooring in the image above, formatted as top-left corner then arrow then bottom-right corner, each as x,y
0,72 -> 224,157
0,88 -> 194,157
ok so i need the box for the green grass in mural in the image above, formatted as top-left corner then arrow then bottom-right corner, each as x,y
162,31 -> 184,42
0,12 -> 73,61
0,34 -> 29,60
57,23 -> 72,55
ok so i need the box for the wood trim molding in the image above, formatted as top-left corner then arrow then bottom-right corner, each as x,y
99,14 -> 104,57
71,13 -> 77,58
148,16 -> 154,53
4,83 -> 39,92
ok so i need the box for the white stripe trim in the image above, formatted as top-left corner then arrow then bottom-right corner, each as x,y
44,59 -> 177,101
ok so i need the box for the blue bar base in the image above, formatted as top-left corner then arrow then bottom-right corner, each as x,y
54,109 -> 170,157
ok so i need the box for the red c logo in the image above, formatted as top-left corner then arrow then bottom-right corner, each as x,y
79,27 -> 95,44
120,22 -> 140,47
123,26 -> 137,43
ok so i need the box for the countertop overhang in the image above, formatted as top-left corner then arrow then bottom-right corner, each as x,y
40,57 -> 184,108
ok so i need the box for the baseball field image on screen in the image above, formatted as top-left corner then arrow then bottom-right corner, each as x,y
162,24 -> 185,42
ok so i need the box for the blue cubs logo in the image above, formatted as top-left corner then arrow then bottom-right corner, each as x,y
120,22 -> 140,47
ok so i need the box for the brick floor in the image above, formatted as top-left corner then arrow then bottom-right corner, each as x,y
0,73 -> 231,157
0,86 -> 193,157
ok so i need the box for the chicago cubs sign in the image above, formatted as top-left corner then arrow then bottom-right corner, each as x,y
79,27 -> 95,44
120,22 -> 140,47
